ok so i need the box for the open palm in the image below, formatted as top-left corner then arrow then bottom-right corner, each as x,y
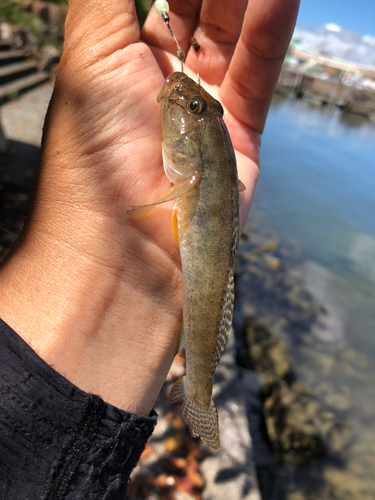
46,0 -> 298,256
0,0 -> 299,414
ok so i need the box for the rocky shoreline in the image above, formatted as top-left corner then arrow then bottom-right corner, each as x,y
233,221 -> 375,500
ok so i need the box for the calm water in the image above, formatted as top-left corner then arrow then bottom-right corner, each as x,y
254,96 -> 375,347
251,96 -> 375,499
257,96 -> 375,285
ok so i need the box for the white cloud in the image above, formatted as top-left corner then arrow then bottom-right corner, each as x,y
363,35 -> 375,46
295,25 -> 375,66
325,23 -> 342,33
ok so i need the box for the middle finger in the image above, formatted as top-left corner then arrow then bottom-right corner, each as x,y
186,0 -> 248,85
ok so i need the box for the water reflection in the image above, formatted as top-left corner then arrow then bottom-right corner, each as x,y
339,110 -> 369,128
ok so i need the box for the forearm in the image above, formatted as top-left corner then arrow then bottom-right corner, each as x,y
0,319 -> 156,499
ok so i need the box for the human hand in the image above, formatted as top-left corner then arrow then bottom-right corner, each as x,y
0,0 -> 299,415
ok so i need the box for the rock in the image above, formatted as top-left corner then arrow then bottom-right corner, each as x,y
251,238 -> 279,255
175,492 -> 196,500
327,420 -> 354,453
312,303 -> 346,343
270,317 -> 288,335
324,393 -> 351,412
245,318 -> 294,381
238,250 -> 259,264
340,346 -> 369,370
323,466 -> 375,500
262,375 -> 353,464
241,302 -> 257,318
235,226 -> 318,340
241,318 -> 338,466
263,380 -> 327,466
288,493 -> 305,500
200,331 -> 262,500
285,285 -> 313,311
234,219 -> 360,485
262,254 -> 281,271
297,346 -> 335,377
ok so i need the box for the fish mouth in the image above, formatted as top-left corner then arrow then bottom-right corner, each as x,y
157,72 -> 188,103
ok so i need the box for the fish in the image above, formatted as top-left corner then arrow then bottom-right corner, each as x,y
127,72 -> 245,450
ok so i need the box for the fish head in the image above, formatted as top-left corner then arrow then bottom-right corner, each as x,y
157,72 -> 224,138
157,72 -> 224,181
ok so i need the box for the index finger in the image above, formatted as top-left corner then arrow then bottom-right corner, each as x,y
141,0 -> 202,56
220,0 -> 300,134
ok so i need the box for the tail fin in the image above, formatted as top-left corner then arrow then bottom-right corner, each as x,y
168,376 -> 220,450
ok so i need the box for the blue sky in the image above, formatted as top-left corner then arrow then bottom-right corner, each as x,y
297,0 -> 375,36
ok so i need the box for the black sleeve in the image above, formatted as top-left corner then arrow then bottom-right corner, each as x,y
0,318 -> 157,500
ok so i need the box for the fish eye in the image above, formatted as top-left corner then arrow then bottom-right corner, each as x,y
188,97 -> 207,114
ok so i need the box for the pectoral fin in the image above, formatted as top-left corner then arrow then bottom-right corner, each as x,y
127,174 -> 200,219
125,204 -> 156,219
239,179 -> 246,192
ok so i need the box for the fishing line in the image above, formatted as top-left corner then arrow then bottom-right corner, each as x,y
0,226 -> 17,237
0,217 -> 26,237
155,0 -> 185,72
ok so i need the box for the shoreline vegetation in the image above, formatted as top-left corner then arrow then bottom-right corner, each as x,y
0,0 -> 66,51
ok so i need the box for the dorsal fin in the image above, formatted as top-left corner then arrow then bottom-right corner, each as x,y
206,267 -> 235,387
206,188 -> 239,387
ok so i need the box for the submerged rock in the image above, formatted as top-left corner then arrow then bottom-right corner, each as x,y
263,379 -> 327,466
243,317 -> 353,467
262,254 -> 281,271
245,317 -> 294,382
242,316 -> 328,466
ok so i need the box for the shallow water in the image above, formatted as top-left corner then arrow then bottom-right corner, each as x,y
254,95 -> 375,348
249,96 -> 375,499
256,96 -> 375,285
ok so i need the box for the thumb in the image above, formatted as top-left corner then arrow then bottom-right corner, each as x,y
62,0 -> 140,65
